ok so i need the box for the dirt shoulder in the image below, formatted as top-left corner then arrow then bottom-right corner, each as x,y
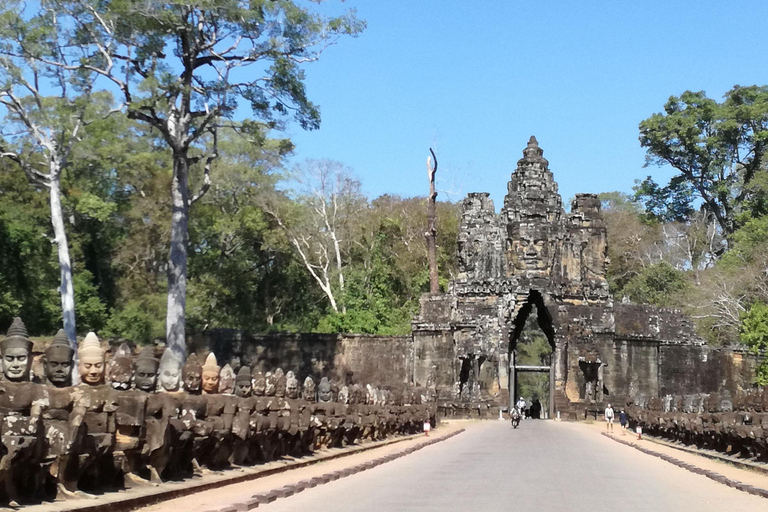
575,420 -> 768,491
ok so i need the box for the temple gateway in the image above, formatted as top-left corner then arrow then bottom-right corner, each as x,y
412,137 -> 760,418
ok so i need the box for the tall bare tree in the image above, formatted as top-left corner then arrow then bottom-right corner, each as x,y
426,149 -> 439,294
0,2 -> 99,359
266,159 -> 364,313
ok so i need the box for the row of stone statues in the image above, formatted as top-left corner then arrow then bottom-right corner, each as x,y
0,318 -> 437,506
626,390 -> 768,462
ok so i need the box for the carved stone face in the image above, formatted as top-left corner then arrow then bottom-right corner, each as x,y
183,366 -> 202,393
318,378 -> 333,402
510,232 -> 549,272
286,377 -> 299,399
202,370 -> 220,394
159,364 -> 182,392
109,366 -> 132,390
2,347 -> 30,382
235,379 -> 252,398
45,349 -> 73,387
264,372 -> 276,396
252,374 -> 266,396
275,376 -> 287,398
134,361 -> 159,392
79,354 -> 106,385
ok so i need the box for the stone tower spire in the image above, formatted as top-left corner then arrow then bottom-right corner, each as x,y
502,137 -> 564,281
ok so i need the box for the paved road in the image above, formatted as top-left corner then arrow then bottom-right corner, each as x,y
261,420 -> 765,511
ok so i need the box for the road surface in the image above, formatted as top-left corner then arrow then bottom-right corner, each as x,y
260,420 -> 765,511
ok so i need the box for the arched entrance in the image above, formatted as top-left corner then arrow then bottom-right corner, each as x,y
508,290 -> 556,418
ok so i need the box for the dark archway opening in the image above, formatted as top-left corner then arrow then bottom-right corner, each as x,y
509,290 -> 555,418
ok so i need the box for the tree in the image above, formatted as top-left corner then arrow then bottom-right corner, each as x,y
739,302 -> 768,385
621,261 -> 689,308
267,159 -> 364,314
0,1 -> 107,351
27,0 -> 363,358
425,149 -> 439,294
636,86 -> 768,237
638,86 -> 768,238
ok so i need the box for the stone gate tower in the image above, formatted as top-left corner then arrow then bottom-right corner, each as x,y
412,137 -> 705,418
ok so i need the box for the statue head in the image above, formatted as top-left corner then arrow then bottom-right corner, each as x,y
303,376 -> 316,402
274,368 -> 286,398
157,350 -> 183,392
218,363 -> 235,395
285,371 -> 299,399
106,343 -> 133,390
264,371 -> 276,396
318,377 -> 333,403
235,366 -> 252,397
78,332 -> 106,385
2,317 -> 33,382
201,352 -> 220,394
338,385 -> 349,404
251,369 -> 266,396
44,328 -> 74,387
183,353 -> 203,393
134,346 -> 159,392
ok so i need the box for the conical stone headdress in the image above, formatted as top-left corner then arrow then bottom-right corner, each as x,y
236,365 -> 251,384
78,332 -> 104,359
202,352 -> 220,373
46,328 -> 73,359
2,317 -> 33,352
135,346 -> 159,371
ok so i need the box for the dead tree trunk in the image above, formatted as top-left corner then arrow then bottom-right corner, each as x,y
426,148 -> 439,294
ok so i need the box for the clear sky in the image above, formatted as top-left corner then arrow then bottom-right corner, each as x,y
282,0 -> 768,209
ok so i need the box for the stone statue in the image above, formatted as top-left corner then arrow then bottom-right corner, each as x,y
78,332 -> 106,386
1,317 -> 33,382
106,343 -> 134,390
252,370 -> 266,396
157,349 -> 183,392
285,371 -> 300,399
338,385 -> 349,405
218,363 -> 235,395
264,371 -> 276,396
134,346 -> 160,392
183,353 -> 203,394
44,329 -> 74,387
235,366 -> 252,397
274,368 -> 286,398
201,353 -> 220,394
303,376 -> 316,402
317,377 -> 333,403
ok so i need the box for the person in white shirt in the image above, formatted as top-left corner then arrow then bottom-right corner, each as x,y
604,403 -> 615,432
516,396 -> 526,419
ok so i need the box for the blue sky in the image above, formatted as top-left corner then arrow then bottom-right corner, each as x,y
283,0 -> 768,209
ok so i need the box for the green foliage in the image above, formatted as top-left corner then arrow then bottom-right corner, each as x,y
103,294 -> 166,345
739,302 -> 768,385
638,86 -> 768,236
73,270 -> 107,332
621,262 -> 689,307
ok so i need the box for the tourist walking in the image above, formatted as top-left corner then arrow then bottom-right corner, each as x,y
619,409 -> 628,435
604,403 -> 614,432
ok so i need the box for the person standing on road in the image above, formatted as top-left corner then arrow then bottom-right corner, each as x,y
604,403 -> 614,432
619,409 -> 628,435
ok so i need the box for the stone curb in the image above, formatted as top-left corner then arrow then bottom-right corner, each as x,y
24,431 -> 434,512
601,432 -> 768,499
638,433 -> 768,476
203,429 -> 465,511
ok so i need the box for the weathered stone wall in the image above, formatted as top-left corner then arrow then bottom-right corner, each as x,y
658,346 -> 762,397
190,331 -> 412,388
